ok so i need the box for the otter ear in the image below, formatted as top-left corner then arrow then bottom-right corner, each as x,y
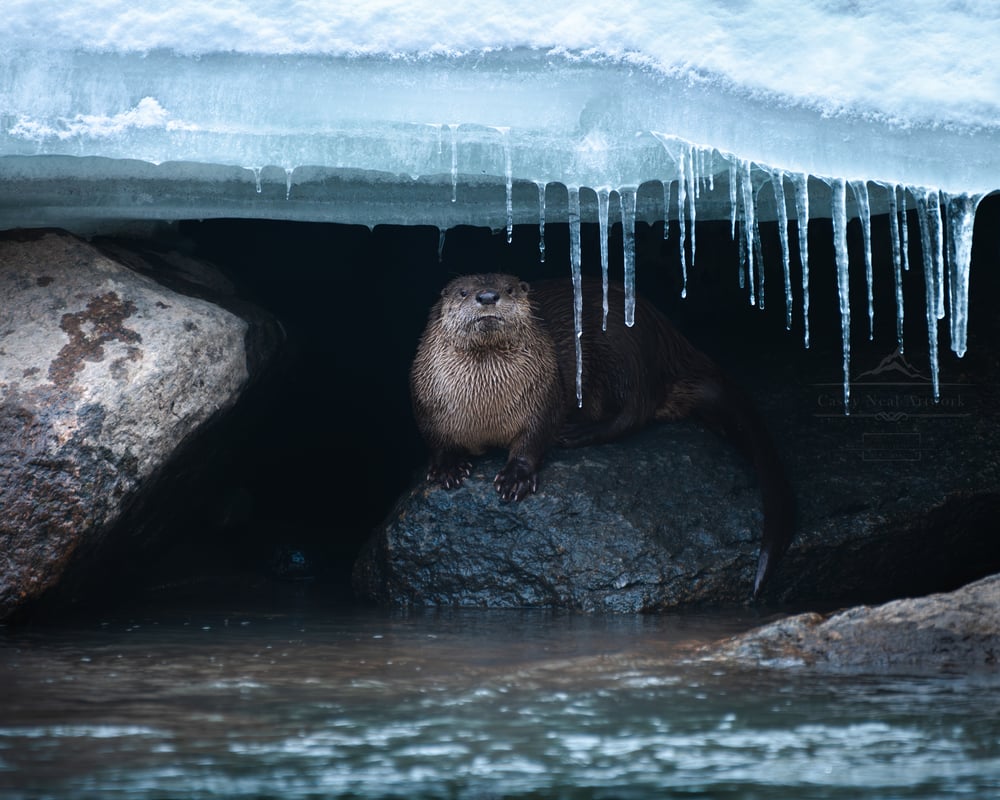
519,281 -> 530,293
440,286 -> 449,298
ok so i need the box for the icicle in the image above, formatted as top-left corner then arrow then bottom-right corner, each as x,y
753,191 -> 764,311
662,179 -> 671,240
686,144 -> 697,273
649,131 -> 692,264
284,167 -> 293,201
887,183 -> 905,352
729,161 -> 738,241
898,186 -> 910,272
568,187 -> 584,408
737,218 -> 746,290
738,160 -> 757,307
929,193 -> 945,321
597,187 -> 611,330
677,149 -> 688,294
692,146 -> 701,200
792,173 -> 811,349
449,124 -> 459,203
849,180 -> 874,341
945,193 -> 982,358
497,126 -> 513,243
771,170 -> 792,330
831,179 -> 851,414
438,229 -> 446,263
915,189 -> 941,402
536,181 -> 546,263
251,166 -> 262,194
619,187 -> 637,326
705,149 -> 714,192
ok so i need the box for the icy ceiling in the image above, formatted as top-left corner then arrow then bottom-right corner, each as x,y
1,0 -> 998,408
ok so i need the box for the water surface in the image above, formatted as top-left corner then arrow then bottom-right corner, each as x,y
1,602 -> 998,799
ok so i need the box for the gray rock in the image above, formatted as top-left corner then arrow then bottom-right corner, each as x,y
702,572 -> 1000,673
354,264 -> 1000,611
354,422 -> 773,611
0,229 -> 275,621
354,395 -> 1000,612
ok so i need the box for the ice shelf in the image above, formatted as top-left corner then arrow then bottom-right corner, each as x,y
2,1 -> 998,411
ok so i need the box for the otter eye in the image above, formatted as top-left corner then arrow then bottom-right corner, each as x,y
459,289 -> 468,298
505,285 -> 514,295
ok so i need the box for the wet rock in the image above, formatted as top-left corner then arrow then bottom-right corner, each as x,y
354,422 -> 775,611
354,232 -> 1000,611
702,572 -> 1000,673
354,376 -> 1000,611
0,229 -> 279,621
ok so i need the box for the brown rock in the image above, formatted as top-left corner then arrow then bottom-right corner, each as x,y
0,229 -> 263,620
704,573 -> 1000,673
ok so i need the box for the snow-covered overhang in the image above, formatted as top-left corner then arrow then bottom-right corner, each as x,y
2,1 -> 998,409
2,45 -> 997,223
3,1 -> 997,226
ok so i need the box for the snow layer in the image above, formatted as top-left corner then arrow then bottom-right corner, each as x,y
3,1 -> 998,130
1,1 -> 997,409
3,1 -> 998,198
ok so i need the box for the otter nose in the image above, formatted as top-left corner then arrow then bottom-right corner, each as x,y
476,290 -> 500,305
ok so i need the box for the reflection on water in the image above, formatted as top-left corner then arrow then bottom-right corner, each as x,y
1,603 -> 998,799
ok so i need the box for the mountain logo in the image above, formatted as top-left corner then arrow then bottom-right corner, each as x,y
854,346 -> 929,383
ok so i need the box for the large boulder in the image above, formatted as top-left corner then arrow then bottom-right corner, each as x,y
0,229 -> 279,621
353,371 -> 1000,611
354,422 -> 767,611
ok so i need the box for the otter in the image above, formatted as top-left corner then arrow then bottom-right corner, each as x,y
410,273 -> 794,598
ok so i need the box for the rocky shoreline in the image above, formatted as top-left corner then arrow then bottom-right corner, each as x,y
2,226 -> 998,675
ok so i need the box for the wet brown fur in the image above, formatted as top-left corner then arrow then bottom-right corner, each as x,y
410,273 -> 794,597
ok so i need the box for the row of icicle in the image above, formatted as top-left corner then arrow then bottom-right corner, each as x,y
248,130 -> 983,415
525,138 -> 983,414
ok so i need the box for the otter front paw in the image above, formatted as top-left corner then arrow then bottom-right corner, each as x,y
494,457 -> 538,502
428,457 -> 472,490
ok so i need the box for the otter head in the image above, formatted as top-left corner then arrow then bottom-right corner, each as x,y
437,273 -> 535,348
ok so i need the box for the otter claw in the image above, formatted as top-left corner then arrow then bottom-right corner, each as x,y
494,458 -> 538,502
428,460 -> 472,490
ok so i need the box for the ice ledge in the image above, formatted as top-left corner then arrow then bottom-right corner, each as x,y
2,49 -> 997,232
2,48 -> 996,415
3,50 -> 998,193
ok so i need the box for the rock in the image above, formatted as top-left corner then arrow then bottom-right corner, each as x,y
702,572 -> 1000,673
354,422 -> 773,611
0,229 -> 279,621
353,258 -> 1000,612
354,403 -> 1000,612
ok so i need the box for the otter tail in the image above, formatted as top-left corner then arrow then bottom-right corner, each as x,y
693,372 -> 795,599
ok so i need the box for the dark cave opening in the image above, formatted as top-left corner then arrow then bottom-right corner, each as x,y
68,192 -> 1000,614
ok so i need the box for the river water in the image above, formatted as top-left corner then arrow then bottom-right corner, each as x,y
1,600 -> 998,799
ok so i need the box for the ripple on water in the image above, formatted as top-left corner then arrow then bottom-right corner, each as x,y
1,607 -> 998,798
